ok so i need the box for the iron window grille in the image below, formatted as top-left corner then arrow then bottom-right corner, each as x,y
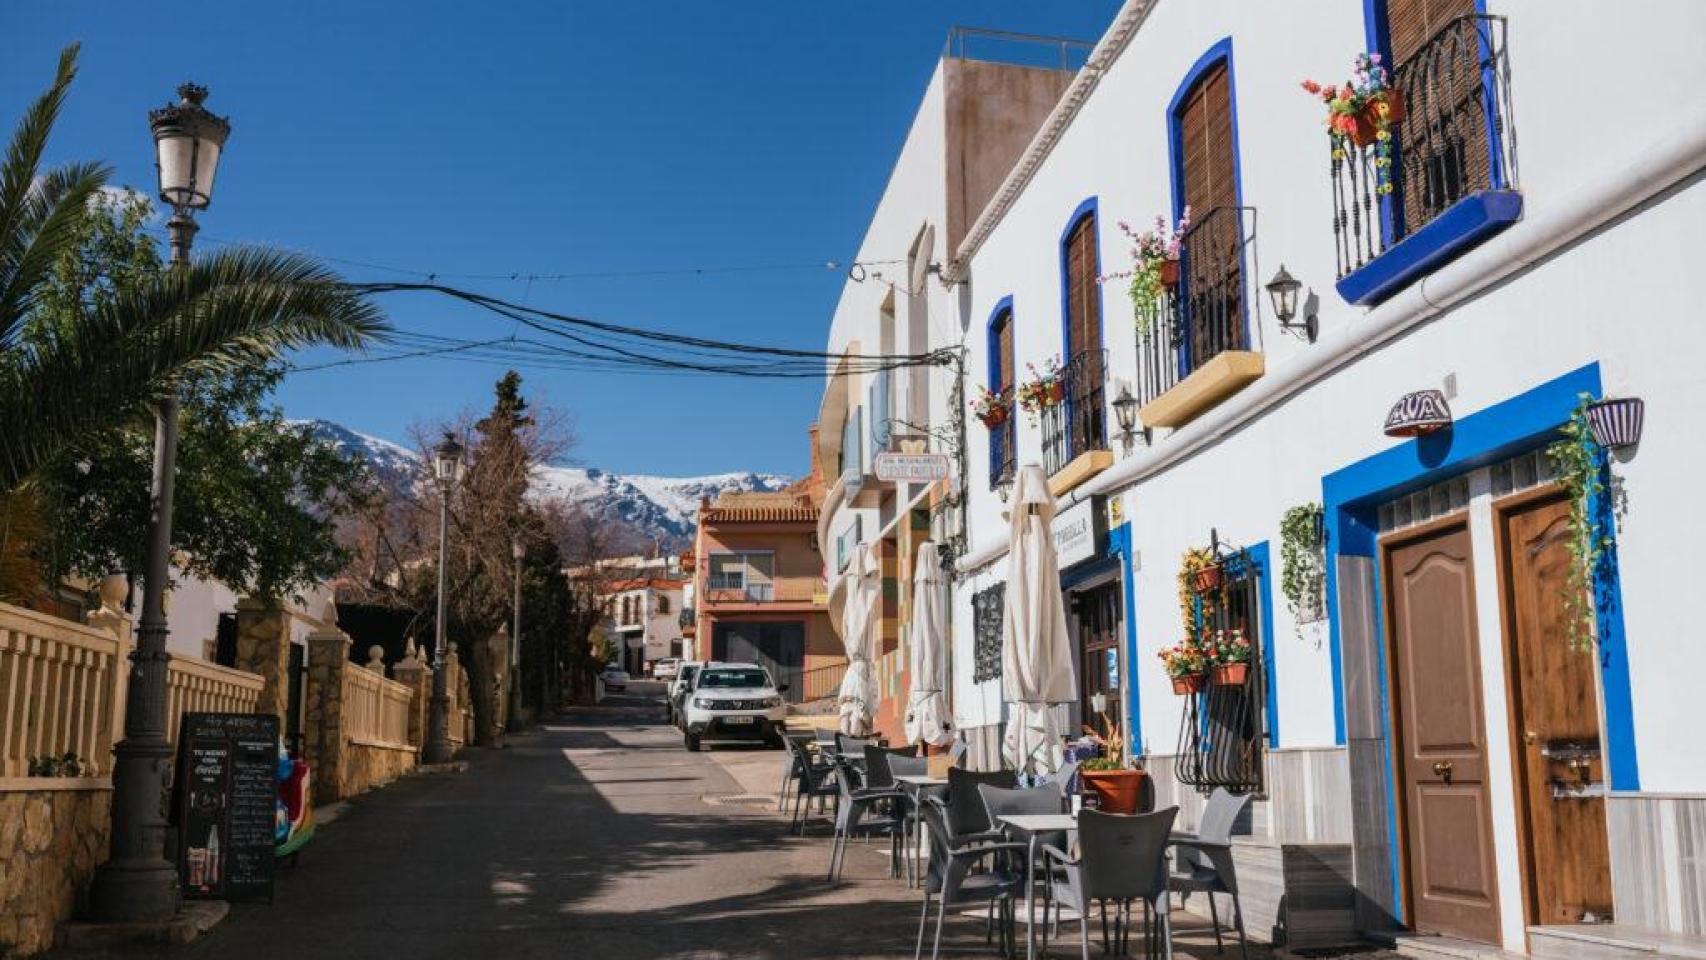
1175,533 -> 1268,794
971,583 -> 1005,684
1331,14 -> 1517,279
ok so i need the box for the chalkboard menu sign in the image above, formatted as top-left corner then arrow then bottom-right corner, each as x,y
175,712 -> 280,903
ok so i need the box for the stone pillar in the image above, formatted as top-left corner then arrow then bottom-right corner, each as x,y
393,641 -> 431,752
303,617 -> 351,806
234,597 -> 293,725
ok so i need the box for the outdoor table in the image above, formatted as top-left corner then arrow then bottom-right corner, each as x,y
997,813 -> 1079,960
892,774 -> 948,887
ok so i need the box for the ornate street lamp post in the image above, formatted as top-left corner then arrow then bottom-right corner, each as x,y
422,433 -> 465,764
90,82 -> 230,924
508,538 -> 525,732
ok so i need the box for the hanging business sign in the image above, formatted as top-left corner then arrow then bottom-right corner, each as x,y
873,452 -> 952,484
1053,496 -> 1107,570
174,712 -> 281,903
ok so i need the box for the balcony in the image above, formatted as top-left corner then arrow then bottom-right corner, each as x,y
1332,15 -> 1520,305
703,576 -> 824,607
1040,350 -> 1113,496
1135,206 -> 1265,430
989,416 -> 1016,490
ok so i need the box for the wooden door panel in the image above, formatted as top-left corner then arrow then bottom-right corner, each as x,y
1501,494 -> 1614,923
1385,523 -> 1501,943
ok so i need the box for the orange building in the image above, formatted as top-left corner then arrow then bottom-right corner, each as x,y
689,429 -> 841,707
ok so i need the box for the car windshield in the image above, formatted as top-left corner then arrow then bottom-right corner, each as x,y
698,668 -> 768,689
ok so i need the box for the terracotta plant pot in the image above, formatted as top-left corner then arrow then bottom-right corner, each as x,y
979,405 -> 1010,429
1046,380 -> 1066,404
1346,89 -> 1405,147
1171,673 -> 1207,696
1158,258 -> 1180,289
1081,769 -> 1146,815
1192,564 -> 1224,593
1212,662 -> 1250,687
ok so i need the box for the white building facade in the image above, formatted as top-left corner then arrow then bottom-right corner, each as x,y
819,1 -> 1706,953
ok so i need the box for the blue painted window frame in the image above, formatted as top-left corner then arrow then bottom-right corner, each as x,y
987,296 -> 1016,488
1057,197 -> 1105,461
1164,38 -> 1250,375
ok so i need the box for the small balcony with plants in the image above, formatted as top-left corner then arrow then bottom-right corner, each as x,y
1118,205 -> 1265,432
972,384 -> 1017,490
1027,351 -> 1111,495
1311,15 -> 1520,306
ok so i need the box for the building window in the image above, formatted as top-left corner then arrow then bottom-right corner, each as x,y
1056,202 -> 1108,466
839,406 -> 863,478
1175,548 -> 1269,793
987,299 -> 1016,489
835,517 -> 862,576
708,552 -> 775,602
971,583 -> 1005,684
657,594 -> 670,615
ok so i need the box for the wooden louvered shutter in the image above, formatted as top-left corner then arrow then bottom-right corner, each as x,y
1386,0 -> 1473,63
1177,63 -> 1236,220
997,313 -> 1014,392
1387,0 -> 1484,236
1064,215 -> 1101,368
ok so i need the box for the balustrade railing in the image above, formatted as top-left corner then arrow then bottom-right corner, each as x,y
1331,14 -> 1516,279
164,655 -> 265,752
1040,349 -> 1108,476
1134,206 -> 1259,408
343,663 -> 412,748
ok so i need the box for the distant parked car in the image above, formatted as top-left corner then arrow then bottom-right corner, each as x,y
601,665 -> 630,692
652,657 -> 681,681
680,662 -> 788,752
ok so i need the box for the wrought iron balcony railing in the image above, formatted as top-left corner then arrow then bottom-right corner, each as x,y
1134,206 -> 1259,407
1331,14 -> 1517,280
989,417 -> 1016,490
1040,349 -> 1108,476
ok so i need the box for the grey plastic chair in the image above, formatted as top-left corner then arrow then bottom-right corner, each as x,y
828,754 -> 906,881
914,794 -> 1029,960
1051,759 -> 1082,801
1169,788 -> 1253,959
945,767 -> 1015,843
784,734 -> 838,835
777,731 -> 815,811
1044,806 -> 1179,960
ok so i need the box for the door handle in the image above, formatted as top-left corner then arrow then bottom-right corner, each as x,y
1432,760 -> 1454,777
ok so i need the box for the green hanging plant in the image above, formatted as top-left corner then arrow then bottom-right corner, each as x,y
1546,394 -> 1612,652
1279,503 -> 1325,629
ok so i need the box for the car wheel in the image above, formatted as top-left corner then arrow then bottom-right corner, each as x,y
684,733 -> 701,752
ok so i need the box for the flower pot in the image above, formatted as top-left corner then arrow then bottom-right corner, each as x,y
979,406 -> 1010,430
1346,90 -> 1405,147
1192,564 -> 1224,593
1081,768 -> 1146,815
1158,258 -> 1180,289
1045,380 -> 1066,405
1171,673 -> 1207,696
1586,397 -> 1644,450
1212,662 -> 1250,687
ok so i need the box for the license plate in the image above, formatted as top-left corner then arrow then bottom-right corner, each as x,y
724,716 -> 756,725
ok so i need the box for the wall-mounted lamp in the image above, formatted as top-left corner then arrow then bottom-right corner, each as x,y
1111,384 -> 1149,452
1266,264 -> 1318,343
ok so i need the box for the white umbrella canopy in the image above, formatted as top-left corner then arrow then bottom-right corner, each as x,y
837,542 -> 880,736
1001,464 -> 1077,775
904,541 -> 955,748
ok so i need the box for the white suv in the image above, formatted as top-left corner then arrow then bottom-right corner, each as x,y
681,662 -> 788,751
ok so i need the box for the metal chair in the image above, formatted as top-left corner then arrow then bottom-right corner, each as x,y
1169,788 -> 1253,959
828,753 -> 906,881
1043,806 -> 1180,960
784,734 -> 838,835
914,794 -> 1028,960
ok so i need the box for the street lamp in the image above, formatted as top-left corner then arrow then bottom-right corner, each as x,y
508,537 -> 525,732
422,432 -> 464,765
1266,264 -> 1317,343
91,82 -> 230,924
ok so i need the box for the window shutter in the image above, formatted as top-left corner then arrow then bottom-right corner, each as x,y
1065,215 -> 1101,365
869,369 -> 891,454
1178,62 -> 1236,219
1386,0 -> 1473,63
996,313 -> 1015,391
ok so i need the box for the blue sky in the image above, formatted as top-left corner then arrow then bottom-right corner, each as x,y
4,1 -> 1120,477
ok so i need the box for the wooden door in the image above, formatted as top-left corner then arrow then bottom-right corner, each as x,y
1383,521 -> 1501,943
1498,492 -> 1614,924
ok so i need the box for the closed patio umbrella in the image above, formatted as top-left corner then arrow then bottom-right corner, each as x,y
837,542 -> 880,736
903,541 -> 955,748
1001,464 -> 1076,776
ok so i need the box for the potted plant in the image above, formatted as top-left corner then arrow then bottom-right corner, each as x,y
1016,355 -> 1066,423
1208,628 -> 1253,686
1077,711 -> 1145,814
1100,210 -> 1191,337
1181,546 -> 1223,594
970,385 -> 1013,430
1159,641 -> 1209,695
1303,52 -> 1405,193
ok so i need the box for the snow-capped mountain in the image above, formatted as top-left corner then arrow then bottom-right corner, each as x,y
299,420 -> 792,548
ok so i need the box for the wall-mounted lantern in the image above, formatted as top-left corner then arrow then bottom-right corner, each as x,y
1384,389 -> 1453,437
1111,384 -> 1148,451
1266,264 -> 1318,343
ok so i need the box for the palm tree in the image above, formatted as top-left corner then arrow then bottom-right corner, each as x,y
0,44 -> 387,492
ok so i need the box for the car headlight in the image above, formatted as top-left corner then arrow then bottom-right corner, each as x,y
763,696 -> 784,707
694,698 -> 714,709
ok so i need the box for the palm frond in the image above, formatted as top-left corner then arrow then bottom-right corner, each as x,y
0,159 -> 110,347
0,44 -> 84,337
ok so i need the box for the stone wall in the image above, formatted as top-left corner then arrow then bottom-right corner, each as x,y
304,621 -> 421,805
0,783 -> 111,957
341,742 -> 417,798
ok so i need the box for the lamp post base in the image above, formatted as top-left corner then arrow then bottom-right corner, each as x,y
89,857 -> 179,924
422,691 -> 454,765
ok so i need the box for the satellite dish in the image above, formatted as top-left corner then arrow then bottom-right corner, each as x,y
909,224 -> 937,292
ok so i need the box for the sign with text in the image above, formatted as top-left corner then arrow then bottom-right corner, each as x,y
175,712 -> 280,903
1053,496 -> 1108,571
873,452 -> 952,484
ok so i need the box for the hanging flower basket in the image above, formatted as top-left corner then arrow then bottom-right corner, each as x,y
1081,768 -> 1146,814
1158,258 -> 1180,289
978,405 -> 1011,430
1341,89 -> 1406,148
1171,673 -> 1207,696
1585,397 -> 1644,450
1045,380 -> 1066,404
1192,564 -> 1225,594
1212,662 -> 1250,687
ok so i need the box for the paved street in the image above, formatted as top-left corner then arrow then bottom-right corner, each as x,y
63,682 -> 1344,960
